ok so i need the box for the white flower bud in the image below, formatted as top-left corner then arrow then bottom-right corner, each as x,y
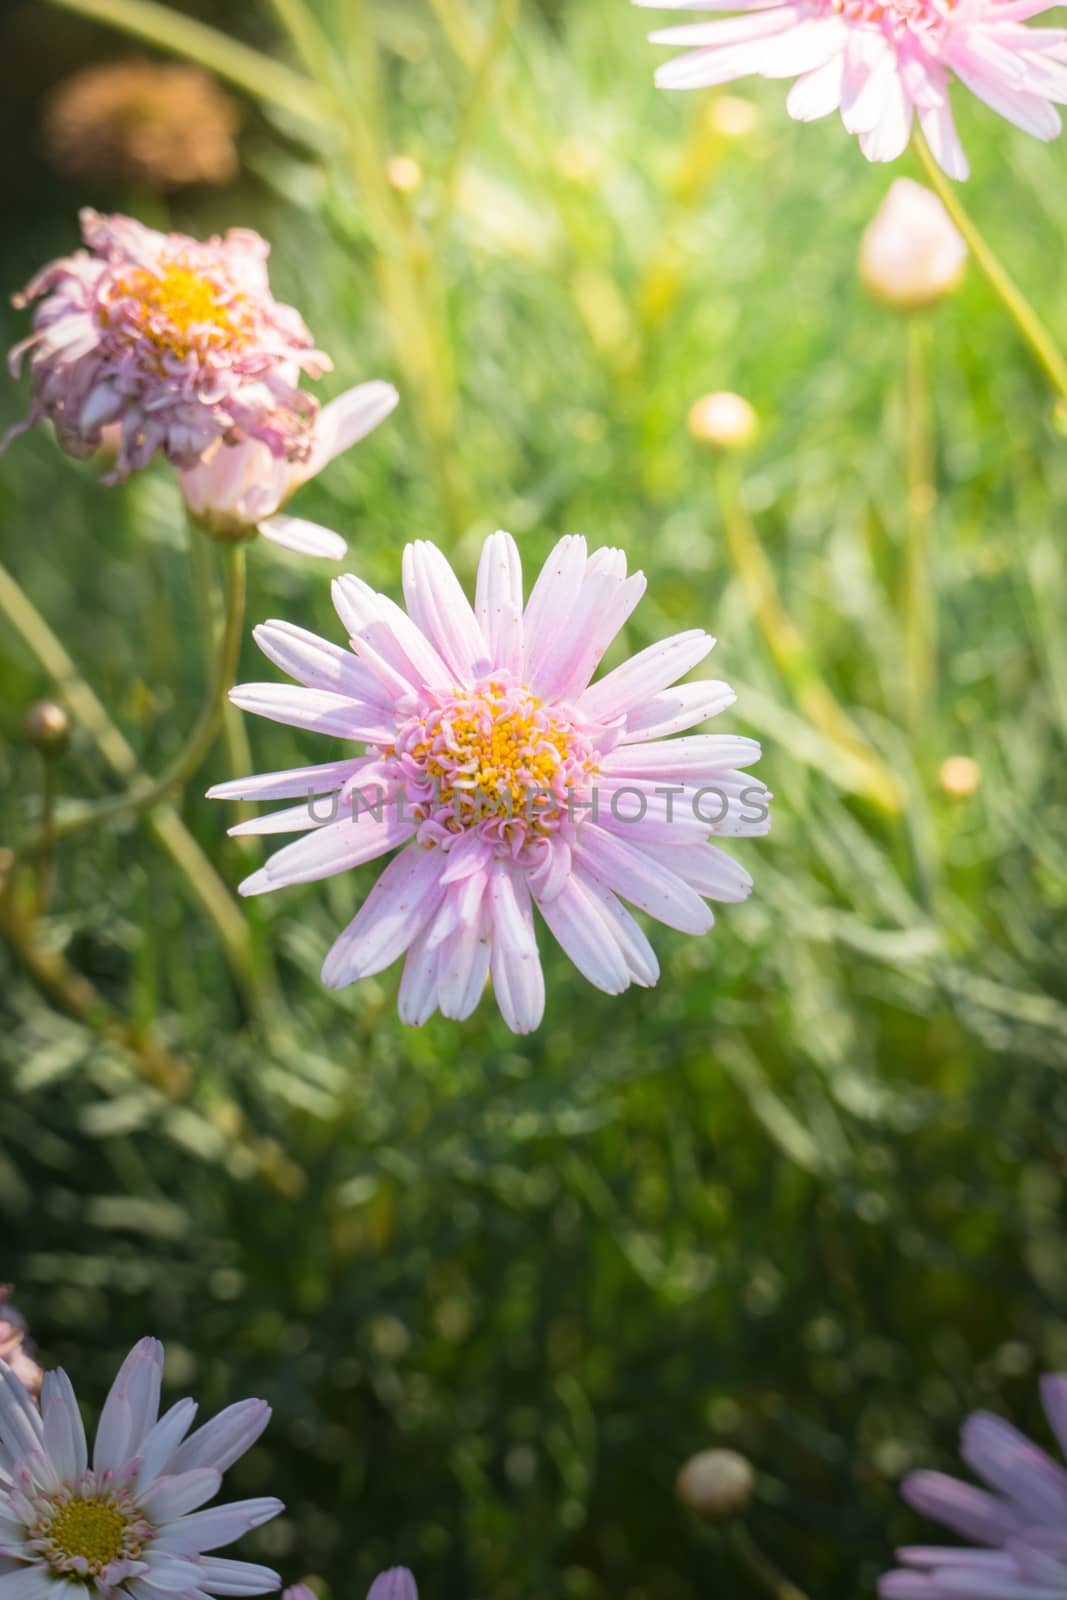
688,391 -> 758,452
676,1448 -> 755,1521
24,700 -> 71,757
859,179 -> 967,313
939,755 -> 981,799
387,155 -> 422,194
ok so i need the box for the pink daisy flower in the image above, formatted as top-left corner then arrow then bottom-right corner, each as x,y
881,1375 -> 1067,1599
209,531 -> 769,1033
637,0 -> 1067,178
179,381 -> 398,560
0,1336 -> 283,1600
4,209 -> 331,481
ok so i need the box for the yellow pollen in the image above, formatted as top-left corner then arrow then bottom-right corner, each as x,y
413,681 -> 596,833
104,261 -> 250,359
44,1498 -> 128,1570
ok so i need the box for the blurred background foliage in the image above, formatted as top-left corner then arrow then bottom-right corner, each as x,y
3,0 -> 1067,1596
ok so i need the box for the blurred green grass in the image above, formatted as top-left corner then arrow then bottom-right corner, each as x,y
3,0 -> 1067,1596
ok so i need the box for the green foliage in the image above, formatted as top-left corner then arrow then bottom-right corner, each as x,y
3,1 -> 1067,1597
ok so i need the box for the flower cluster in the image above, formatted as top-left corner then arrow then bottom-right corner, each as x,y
0,1336 -> 282,1600
210,530 -> 768,1032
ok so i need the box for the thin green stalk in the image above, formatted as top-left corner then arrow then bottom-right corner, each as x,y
34,756 -> 58,918
1,864 -> 192,1098
431,0 -> 520,255
24,542 -> 247,848
715,461 -> 904,814
188,528 -> 256,838
426,0 -> 480,65
264,0 -> 337,82
0,557 -> 262,1010
44,0 -> 337,132
912,130 -> 1067,404
904,314 -> 936,731
342,0 -> 467,537
727,1524 -> 811,1600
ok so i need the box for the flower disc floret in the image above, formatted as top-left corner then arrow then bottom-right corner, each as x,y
390,677 -> 599,842
29,1484 -> 151,1578
99,261 -> 256,365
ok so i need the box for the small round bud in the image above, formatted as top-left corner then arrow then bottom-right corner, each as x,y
859,178 -> 966,313
939,754 -> 981,799
676,1448 -> 755,1521
709,95 -> 758,139
24,700 -> 71,756
386,155 -> 422,194
688,391 -> 758,453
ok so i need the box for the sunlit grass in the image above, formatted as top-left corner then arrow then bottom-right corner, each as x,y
2,1 -> 1067,1596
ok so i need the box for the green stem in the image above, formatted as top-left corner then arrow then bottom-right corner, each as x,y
715,460 -> 903,814
34,756 -> 58,918
44,0 -> 336,132
188,528 -> 256,839
431,0 -> 520,256
727,1524 -> 810,1600
0,556 -> 262,1011
342,0 -> 467,538
24,542 -> 246,849
426,0 -> 479,64
904,314 -> 936,731
911,130 -> 1067,405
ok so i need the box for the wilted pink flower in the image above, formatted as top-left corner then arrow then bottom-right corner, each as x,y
180,382 -> 398,559
4,209 -> 331,481
881,1375 -> 1067,1599
0,1336 -> 282,1600
0,1289 -> 42,1402
210,531 -> 768,1033
637,0 -> 1067,178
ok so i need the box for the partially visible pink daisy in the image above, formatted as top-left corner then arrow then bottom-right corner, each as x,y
0,1336 -> 282,1600
881,1375 -> 1067,1600
637,0 -> 1067,178
179,381 -> 398,559
210,530 -> 769,1033
4,209 -> 331,480
0,1289 -> 41,1402
284,1572 -> 416,1600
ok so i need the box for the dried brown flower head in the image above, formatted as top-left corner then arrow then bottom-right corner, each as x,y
44,60 -> 240,192
0,1287 -> 43,1401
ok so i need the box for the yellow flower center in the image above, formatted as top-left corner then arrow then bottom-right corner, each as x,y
103,260 -> 251,360
393,678 -> 598,836
43,1498 -> 127,1571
